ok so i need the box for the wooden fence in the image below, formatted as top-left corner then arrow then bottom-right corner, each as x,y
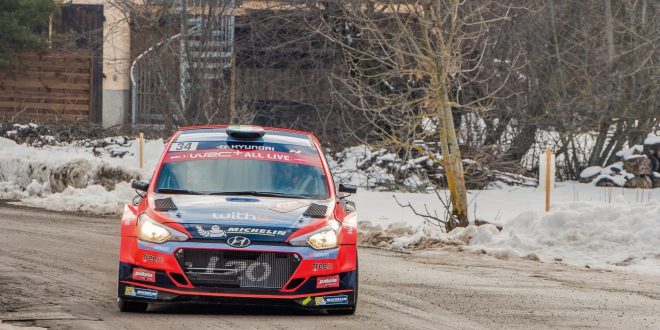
0,51 -> 95,123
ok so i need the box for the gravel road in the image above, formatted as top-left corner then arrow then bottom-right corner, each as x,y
0,203 -> 658,329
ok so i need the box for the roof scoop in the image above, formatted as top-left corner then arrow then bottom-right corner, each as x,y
227,125 -> 265,139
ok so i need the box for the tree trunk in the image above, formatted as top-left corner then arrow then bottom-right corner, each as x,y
436,86 -> 469,230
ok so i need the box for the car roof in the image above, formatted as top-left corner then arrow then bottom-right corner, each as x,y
175,125 -> 315,146
178,125 -> 313,135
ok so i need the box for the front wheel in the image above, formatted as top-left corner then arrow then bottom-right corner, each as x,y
117,297 -> 148,313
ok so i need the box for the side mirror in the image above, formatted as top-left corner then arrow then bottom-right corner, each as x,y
338,183 -> 357,194
131,179 -> 149,192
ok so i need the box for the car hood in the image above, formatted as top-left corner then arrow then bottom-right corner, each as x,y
152,194 -> 334,242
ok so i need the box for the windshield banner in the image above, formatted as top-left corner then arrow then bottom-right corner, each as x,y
163,149 -> 323,167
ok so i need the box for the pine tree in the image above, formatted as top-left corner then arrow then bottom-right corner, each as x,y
0,0 -> 57,68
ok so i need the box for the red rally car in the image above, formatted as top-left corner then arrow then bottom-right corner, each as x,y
118,125 -> 359,314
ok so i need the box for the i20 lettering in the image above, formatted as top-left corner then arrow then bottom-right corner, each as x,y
205,259 -> 273,282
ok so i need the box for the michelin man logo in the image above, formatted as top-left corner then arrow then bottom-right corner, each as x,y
196,225 -> 226,238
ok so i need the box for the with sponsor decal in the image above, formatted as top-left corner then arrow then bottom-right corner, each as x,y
212,212 -> 267,221
142,253 -> 164,263
132,268 -> 156,282
316,275 -> 340,288
314,295 -> 348,306
124,286 -> 158,299
312,262 -> 334,272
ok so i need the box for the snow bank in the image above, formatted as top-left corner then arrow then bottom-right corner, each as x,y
19,183 -> 135,214
357,184 -> 659,274
0,137 -> 165,214
470,200 -> 660,274
361,199 -> 660,274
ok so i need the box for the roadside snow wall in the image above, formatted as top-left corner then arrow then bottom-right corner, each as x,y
364,199 -> 660,275
0,137 -> 164,213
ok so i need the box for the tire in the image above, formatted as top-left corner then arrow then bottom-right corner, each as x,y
328,253 -> 358,315
328,306 -> 356,315
117,297 -> 148,313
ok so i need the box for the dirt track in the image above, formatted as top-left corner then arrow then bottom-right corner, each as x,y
0,203 -> 659,330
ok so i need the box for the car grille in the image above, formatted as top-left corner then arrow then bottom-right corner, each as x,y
175,249 -> 300,289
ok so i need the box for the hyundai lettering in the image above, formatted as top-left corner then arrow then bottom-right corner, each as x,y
118,125 -> 359,315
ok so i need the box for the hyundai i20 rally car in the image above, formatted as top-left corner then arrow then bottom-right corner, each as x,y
118,125 -> 358,314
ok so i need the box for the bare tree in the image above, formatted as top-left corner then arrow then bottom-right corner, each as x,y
317,1 -> 519,229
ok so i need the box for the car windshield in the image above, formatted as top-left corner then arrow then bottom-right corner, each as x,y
156,159 -> 330,199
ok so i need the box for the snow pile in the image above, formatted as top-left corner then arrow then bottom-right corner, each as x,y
362,198 -> 660,274
470,200 -> 660,274
0,137 -> 165,214
356,184 -> 659,274
20,183 -> 136,214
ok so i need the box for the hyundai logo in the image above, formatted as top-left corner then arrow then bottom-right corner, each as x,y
227,236 -> 251,248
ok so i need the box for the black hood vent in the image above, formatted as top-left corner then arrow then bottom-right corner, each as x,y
303,203 -> 328,218
154,197 -> 177,211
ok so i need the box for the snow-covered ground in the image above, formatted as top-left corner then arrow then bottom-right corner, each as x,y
0,136 -> 658,275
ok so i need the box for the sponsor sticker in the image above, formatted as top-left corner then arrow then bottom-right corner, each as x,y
212,212 -> 268,221
132,268 -> 156,283
124,286 -> 158,299
306,250 -> 337,259
316,275 -> 340,288
169,142 -> 199,152
217,144 -> 275,151
195,225 -> 226,238
227,227 -> 288,236
314,295 -> 348,306
312,262 -> 334,272
142,253 -> 164,264
269,200 -> 309,213
140,242 -> 172,253
302,296 -> 312,306
162,149 -> 322,168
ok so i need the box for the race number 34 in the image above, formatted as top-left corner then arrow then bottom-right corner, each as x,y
169,142 -> 198,152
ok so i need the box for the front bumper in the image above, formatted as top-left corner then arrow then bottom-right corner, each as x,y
118,237 -> 357,308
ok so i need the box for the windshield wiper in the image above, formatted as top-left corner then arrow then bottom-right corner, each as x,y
209,191 -> 310,199
157,188 -> 207,195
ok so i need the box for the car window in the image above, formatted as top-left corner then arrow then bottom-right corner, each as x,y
156,142 -> 330,199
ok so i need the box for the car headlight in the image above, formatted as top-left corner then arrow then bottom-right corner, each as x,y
137,213 -> 188,244
290,220 -> 341,250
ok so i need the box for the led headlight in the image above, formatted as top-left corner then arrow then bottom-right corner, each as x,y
290,220 -> 341,250
137,213 -> 188,244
